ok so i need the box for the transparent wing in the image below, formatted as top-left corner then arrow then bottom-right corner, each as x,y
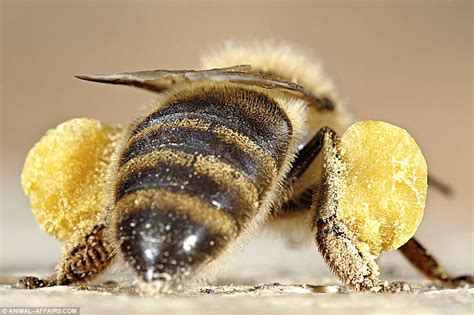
76,65 -> 334,111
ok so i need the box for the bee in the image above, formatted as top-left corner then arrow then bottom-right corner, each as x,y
20,42 -> 472,292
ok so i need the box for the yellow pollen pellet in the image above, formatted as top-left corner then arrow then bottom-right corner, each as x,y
21,118 -> 122,241
338,121 -> 427,255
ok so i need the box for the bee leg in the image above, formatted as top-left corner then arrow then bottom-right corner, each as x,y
285,127 -> 327,185
276,127 -> 467,291
18,224 -> 116,289
278,127 -> 384,291
18,276 -> 56,289
54,224 -> 116,286
399,237 -> 473,286
314,195 -> 383,291
277,188 -> 472,289
289,127 -> 382,291
269,127 -> 327,218
427,175 -> 453,196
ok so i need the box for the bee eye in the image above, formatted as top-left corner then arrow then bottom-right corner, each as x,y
118,209 -> 223,283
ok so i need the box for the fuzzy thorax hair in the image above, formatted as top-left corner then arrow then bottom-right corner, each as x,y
201,41 -> 354,140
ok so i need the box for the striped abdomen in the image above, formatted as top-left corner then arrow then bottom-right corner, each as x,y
114,84 -> 292,283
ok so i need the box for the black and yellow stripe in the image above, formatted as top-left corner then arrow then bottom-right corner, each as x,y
114,84 -> 292,281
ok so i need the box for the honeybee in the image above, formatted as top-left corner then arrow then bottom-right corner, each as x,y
20,42 -> 472,292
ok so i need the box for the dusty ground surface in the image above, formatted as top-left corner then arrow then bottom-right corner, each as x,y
1,274 -> 473,315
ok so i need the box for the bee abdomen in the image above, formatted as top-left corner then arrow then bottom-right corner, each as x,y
116,86 -> 292,221
120,122 -> 274,188
116,187 -> 238,277
114,85 -> 292,282
115,148 -> 259,226
130,92 -> 289,164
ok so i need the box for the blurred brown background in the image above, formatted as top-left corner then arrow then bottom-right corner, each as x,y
1,1 -> 472,281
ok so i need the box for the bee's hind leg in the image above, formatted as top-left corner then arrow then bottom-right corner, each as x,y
269,126 -> 326,217
18,276 -> 55,289
399,237 -> 473,287
274,127 -> 471,291
18,224 -> 116,289
311,129 -> 383,291
274,127 -> 385,291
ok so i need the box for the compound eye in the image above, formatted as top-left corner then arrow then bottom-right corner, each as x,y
118,209 -> 225,284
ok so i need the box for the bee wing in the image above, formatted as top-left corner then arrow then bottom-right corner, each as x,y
76,66 -> 333,111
